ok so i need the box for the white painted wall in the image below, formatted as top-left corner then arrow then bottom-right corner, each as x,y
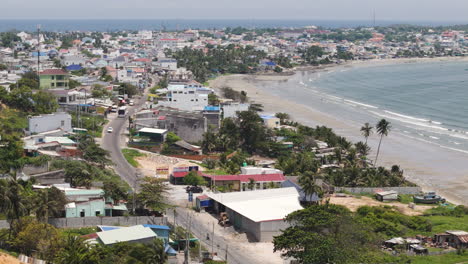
28,112 -> 72,134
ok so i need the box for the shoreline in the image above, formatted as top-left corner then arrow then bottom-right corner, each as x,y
209,57 -> 468,206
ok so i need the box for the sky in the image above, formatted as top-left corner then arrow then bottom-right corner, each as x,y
2,0 -> 468,22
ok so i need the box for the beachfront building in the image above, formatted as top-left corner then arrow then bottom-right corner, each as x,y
158,84 -> 210,111
39,69 -> 70,89
260,115 -> 281,129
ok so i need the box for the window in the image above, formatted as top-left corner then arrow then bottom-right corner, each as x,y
189,91 -> 194,94
80,211 -> 85,217
51,76 -> 55,80
51,83 -> 55,87
61,120 -> 65,126
191,99 -> 194,102
173,100 -> 177,102
196,99 -> 198,102
95,211 -> 101,216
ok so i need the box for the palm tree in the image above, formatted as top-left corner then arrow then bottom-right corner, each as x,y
298,173 -> 322,205
374,119 -> 391,166
360,123 -> 373,145
54,235 -> 91,264
142,238 -> 167,264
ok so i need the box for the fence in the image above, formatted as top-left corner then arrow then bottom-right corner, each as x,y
0,216 -> 167,229
334,186 -> 422,195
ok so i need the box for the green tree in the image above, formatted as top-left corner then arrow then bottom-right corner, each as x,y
208,93 -> 220,105
360,122 -> 373,145
103,181 -> 129,203
55,235 -> 93,264
374,119 -> 391,166
247,178 -> 256,190
298,173 -> 322,204
273,203 -> 379,264
118,83 -> 139,97
32,90 -> 59,114
0,176 -> 30,226
141,238 -> 168,264
34,187 -> 67,221
137,177 -> 171,213
62,161 -> 92,188
10,217 -> 62,261
183,171 -> 206,186
275,112 -> 290,125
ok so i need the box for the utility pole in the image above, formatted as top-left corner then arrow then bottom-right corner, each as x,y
184,212 -> 192,264
225,244 -> 228,263
37,24 -> 41,89
211,222 -> 215,257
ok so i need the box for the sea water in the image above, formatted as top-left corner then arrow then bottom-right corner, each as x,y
295,60 -> 468,154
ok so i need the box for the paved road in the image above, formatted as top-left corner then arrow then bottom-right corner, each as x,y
170,207 -> 258,264
101,89 -> 150,189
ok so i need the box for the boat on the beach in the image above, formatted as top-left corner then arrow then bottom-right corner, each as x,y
413,192 -> 445,204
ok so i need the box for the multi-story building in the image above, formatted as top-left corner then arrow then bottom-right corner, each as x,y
39,69 -> 70,89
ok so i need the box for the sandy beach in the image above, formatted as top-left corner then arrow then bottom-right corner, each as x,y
209,58 -> 468,206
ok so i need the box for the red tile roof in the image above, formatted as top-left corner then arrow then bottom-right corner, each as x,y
39,69 -> 68,75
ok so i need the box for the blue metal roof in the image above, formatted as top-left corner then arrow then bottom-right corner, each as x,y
263,61 -> 276,66
143,224 -> 171,230
204,106 -> 220,111
66,64 -> 83,71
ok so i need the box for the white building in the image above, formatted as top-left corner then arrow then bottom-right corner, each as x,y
158,85 -> 211,111
61,55 -> 87,66
158,58 -> 178,70
221,102 -> 250,118
28,112 -> 72,134
240,166 -> 283,175
207,187 -> 303,241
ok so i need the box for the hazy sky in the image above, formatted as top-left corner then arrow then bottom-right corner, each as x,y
2,0 -> 468,21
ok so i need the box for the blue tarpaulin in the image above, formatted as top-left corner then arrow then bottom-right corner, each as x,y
66,64 -> 83,71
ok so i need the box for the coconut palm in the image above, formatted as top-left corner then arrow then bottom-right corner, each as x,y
142,238 -> 167,264
374,119 -> 391,166
298,173 -> 322,204
360,123 -> 373,145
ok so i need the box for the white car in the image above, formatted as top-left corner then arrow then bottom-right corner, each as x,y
129,100 -> 134,106
107,127 -> 113,133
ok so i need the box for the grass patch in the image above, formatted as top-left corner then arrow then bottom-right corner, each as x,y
409,251 -> 468,264
398,194 -> 414,204
203,169 -> 229,175
425,215 -> 468,234
122,148 -> 145,167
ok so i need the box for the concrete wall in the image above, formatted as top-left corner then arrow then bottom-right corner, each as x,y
28,112 -> 72,134
0,216 -> 167,229
166,113 -> 206,143
222,103 -> 249,119
259,220 -> 291,242
334,186 -> 422,195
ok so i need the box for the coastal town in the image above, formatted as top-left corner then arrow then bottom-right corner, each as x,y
0,23 -> 468,264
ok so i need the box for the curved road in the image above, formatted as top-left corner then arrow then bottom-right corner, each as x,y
101,91 -> 149,189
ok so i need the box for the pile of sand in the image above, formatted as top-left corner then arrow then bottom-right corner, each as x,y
0,253 -> 24,264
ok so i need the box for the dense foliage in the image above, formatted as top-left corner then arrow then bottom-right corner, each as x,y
172,45 -> 267,82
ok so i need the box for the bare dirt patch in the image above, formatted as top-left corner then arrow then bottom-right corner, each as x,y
328,195 -> 434,216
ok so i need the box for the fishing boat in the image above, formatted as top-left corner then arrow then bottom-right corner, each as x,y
413,192 -> 445,204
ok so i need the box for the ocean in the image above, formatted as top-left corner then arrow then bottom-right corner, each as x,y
244,59 -> 468,203
299,60 -> 468,154
0,19 -> 467,32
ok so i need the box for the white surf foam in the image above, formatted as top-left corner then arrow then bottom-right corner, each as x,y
344,99 -> 378,109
